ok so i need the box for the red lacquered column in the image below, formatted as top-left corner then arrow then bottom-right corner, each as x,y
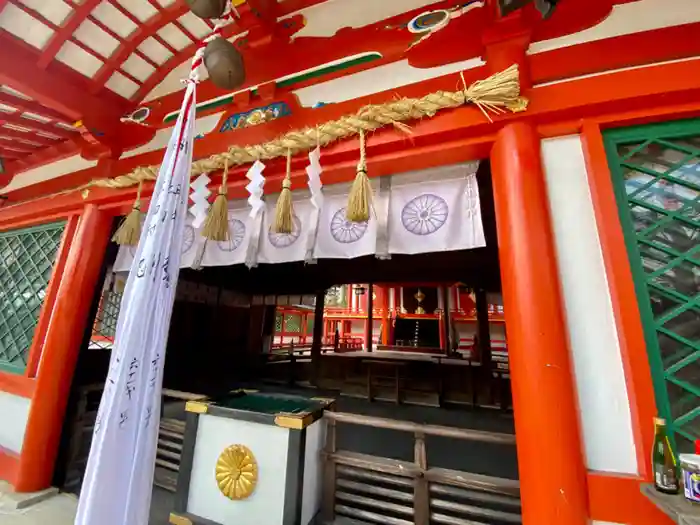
15,205 -> 112,492
491,122 -> 588,524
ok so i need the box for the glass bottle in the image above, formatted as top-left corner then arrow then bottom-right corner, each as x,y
652,417 -> 679,494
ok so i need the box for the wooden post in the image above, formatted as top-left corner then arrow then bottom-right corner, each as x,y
441,285 -> 451,355
413,431 -> 429,525
311,290 -> 325,385
288,341 -> 295,386
321,414 -> 337,522
475,288 -> 492,371
365,283 -> 374,351
491,122 -> 587,525
380,285 -> 389,345
301,312 -> 308,344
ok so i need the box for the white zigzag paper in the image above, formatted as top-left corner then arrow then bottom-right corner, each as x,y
189,174 -> 211,229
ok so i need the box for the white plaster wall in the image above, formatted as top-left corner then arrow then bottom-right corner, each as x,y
293,57 -> 484,108
286,0 -> 452,39
541,135 -> 637,475
1,155 -> 96,194
0,390 -> 30,453
530,0 -> 700,54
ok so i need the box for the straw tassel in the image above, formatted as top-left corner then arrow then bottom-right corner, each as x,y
273,149 -> 294,233
346,129 -> 372,223
112,180 -> 143,246
202,160 -> 230,241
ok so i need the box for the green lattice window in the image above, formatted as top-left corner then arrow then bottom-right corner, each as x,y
0,222 -> 65,374
89,288 -> 123,350
275,312 -> 283,332
284,313 -> 301,333
605,120 -> 700,453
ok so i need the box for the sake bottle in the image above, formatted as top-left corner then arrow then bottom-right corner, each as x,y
652,417 -> 679,494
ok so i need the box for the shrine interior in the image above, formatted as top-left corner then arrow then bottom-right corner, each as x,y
54,160 -> 520,523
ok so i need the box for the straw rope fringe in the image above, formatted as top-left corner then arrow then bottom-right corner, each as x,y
85,65 -> 526,193
111,180 -> 143,245
201,159 -> 230,241
346,129 -> 372,222
273,149 -> 295,233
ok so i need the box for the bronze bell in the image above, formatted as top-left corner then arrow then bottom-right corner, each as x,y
185,0 -> 227,20
204,38 -> 246,90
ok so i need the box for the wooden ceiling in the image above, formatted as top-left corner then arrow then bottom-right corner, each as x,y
0,0 -> 324,174
2,0 -> 693,199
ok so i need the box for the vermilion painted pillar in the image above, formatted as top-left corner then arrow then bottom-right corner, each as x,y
491,122 -> 588,525
379,286 -> 389,345
364,283 -> 374,351
15,205 -> 112,492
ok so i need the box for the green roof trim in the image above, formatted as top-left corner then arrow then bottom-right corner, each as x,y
162,52 -> 382,124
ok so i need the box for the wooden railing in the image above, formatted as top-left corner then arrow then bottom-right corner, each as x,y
61,385 -> 204,494
321,411 -> 521,525
154,389 -> 206,492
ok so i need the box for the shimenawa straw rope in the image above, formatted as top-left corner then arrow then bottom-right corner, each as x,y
112,180 -> 143,245
86,65 -> 526,197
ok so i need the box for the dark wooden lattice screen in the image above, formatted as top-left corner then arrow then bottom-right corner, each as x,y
605,120 -> 700,453
0,222 -> 65,374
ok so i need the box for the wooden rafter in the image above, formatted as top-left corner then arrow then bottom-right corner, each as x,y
37,0 -> 103,69
0,112 -> 73,140
0,92 -> 72,125
91,2 -> 189,91
7,0 -> 107,72
0,128 -> 58,147
0,33 -> 131,121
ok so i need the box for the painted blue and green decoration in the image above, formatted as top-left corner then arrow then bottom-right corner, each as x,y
605,119 -> 700,453
219,102 -> 292,132
162,52 -> 382,124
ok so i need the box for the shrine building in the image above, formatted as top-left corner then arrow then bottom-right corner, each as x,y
0,1 -> 698,524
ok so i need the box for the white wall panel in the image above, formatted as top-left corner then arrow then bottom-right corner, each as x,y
0,390 -> 30,454
541,135 -> 637,474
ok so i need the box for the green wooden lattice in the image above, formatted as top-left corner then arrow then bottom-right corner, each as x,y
89,287 -> 123,350
0,222 -> 65,374
604,119 -> 700,453
284,313 -> 302,333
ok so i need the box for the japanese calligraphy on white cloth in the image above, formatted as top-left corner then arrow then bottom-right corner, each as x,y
75,82 -> 197,525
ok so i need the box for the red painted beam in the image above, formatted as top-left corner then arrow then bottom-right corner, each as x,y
8,0 -> 113,75
4,140 -> 79,174
0,92 -> 72,125
38,0 -> 102,69
0,33 -> 131,122
530,21 -> 700,84
129,0 -> 328,103
6,53 -> 700,204
92,2 -> 190,91
0,139 -> 36,153
0,147 -> 24,159
0,128 -> 60,147
0,112 -> 74,140
132,22 -> 248,102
